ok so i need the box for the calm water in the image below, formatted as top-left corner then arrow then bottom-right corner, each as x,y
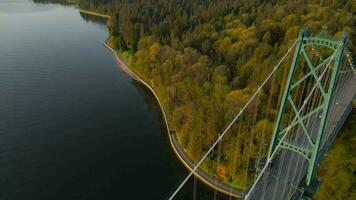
0,0 -> 219,199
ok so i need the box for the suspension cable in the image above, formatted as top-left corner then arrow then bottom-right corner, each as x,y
167,38 -> 299,200
346,51 -> 356,74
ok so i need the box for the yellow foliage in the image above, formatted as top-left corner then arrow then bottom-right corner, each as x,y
148,43 -> 160,61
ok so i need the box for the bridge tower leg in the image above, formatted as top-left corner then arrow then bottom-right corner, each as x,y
267,28 -> 348,187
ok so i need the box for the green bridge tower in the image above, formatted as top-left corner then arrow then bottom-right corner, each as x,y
268,28 -> 348,197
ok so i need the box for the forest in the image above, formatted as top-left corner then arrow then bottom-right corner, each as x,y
77,0 -> 355,199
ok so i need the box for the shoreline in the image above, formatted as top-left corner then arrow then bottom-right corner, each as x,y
103,42 -> 242,198
64,0 -> 77,4
79,9 -> 110,19
77,6 -> 242,198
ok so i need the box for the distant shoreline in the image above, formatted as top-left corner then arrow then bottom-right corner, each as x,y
64,0 -> 77,4
78,9 -> 110,19
63,0 -> 110,19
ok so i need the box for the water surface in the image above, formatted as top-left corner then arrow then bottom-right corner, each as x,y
0,0 -> 212,199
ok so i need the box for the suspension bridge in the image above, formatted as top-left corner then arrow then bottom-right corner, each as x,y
168,28 -> 356,200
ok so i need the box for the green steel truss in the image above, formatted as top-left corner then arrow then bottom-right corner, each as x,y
268,29 -> 348,186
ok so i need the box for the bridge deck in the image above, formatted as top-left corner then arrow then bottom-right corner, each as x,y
248,70 -> 355,200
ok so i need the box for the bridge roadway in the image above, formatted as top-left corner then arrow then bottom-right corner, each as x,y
247,105 -> 352,200
248,69 -> 356,200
